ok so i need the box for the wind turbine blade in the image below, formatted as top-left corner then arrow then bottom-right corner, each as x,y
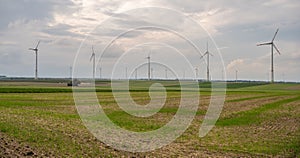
35,41 -> 40,49
273,44 -> 281,55
271,28 -> 279,42
90,46 -> 95,61
257,42 -> 271,46
29,48 -> 34,50
200,52 -> 208,59
92,46 -> 95,54
90,53 -> 95,61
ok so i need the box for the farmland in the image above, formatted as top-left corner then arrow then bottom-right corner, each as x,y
0,80 -> 299,157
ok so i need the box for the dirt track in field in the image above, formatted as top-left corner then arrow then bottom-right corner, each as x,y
221,95 -> 293,117
285,85 -> 300,90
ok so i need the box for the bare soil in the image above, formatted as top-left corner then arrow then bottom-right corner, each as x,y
0,132 -> 38,157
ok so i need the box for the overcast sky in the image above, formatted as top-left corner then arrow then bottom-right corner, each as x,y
0,0 -> 299,81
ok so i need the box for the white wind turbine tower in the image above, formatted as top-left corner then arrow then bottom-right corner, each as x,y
69,66 -> 72,79
257,28 -> 281,83
125,67 -> 128,79
151,68 -> 154,79
195,67 -> 199,80
135,68 -> 138,80
29,41 -> 40,80
165,68 -> 168,79
90,46 -> 96,80
146,54 -> 151,80
200,42 -> 213,81
99,67 -> 102,79
235,69 -> 238,82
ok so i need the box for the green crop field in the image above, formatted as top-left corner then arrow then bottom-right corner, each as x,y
0,80 -> 299,157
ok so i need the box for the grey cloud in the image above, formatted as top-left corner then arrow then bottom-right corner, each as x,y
101,43 -> 125,59
0,0 -> 299,80
42,24 -> 75,36
0,0 -> 77,29
0,0 -> 52,29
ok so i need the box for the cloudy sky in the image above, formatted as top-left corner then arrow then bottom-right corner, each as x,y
0,0 -> 299,81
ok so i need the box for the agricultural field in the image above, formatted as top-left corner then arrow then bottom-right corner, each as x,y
0,80 -> 299,157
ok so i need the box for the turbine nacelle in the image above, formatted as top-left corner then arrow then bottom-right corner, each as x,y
29,41 -> 40,52
200,42 -> 214,59
29,48 -> 38,51
200,51 -> 214,59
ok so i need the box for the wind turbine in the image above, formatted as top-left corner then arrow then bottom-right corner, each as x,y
257,28 -> 281,83
165,68 -> 168,79
29,41 -> 40,80
135,68 -> 138,80
99,67 -> 102,79
195,67 -> 199,80
69,66 -> 72,79
90,46 -> 96,80
151,68 -> 154,79
125,67 -> 128,79
200,42 -> 213,81
235,70 -> 238,82
146,54 -> 151,80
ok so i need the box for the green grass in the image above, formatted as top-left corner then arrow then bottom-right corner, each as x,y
0,80 -> 271,93
226,94 -> 278,102
226,82 -> 269,89
107,111 -> 163,132
0,87 -> 73,93
217,96 -> 300,126
239,83 -> 300,92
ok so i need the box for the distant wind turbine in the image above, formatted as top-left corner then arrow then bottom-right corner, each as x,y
99,67 -> 102,79
135,68 -> 138,80
146,54 -> 151,80
235,70 -> 238,82
165,68 -> 168,79
195,67 -> 199,80
29,41 -> 40,80
200,42 -> 213,81
69,66 -> 72,79
125,67 -> 128,79
90,46 -> 96,80
257,28 -> 281,83
151,68 -> 154,79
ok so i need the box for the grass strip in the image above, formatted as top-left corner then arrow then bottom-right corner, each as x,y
226,94 -> 278,102
217,96 -> 300,126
